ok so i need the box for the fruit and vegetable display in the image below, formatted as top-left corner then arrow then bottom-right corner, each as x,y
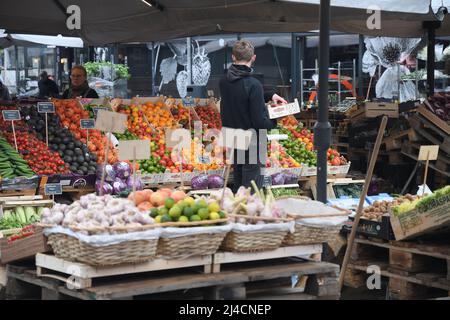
114,130 -> 139,141
270,171 -> 299,186
7,225 -> 36,244
392,186 -> 450,216
209,183 -> 286,223
21,105 -> 98,175
40,194 -> 155,232
95,162 -> 143,195
267,141 -> 301,168
0,206 -> 45,230
129,188 -> 226,223
53,99 -> 119,164
190,173 -> 225,190
4,131 -> 69,175
271,188 -> 301,199
138,156 -> 167,174
170,103 -> 191,127
0,137 -> 35,179
363,194 -> 420,221
193,105 -> 222,129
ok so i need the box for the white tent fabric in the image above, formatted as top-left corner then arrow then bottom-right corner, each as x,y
0,31 -> 83,48
0,0 -> 443,45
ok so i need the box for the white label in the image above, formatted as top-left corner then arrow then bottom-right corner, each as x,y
118,140 -> 151,160
95,110 -> 127,133
268,99 -> 301,119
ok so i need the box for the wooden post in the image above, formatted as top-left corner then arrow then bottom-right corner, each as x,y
45,113 -> 49,146
132,146 -> 137,196
338,116 -> 388,290
11,120 -> 18,151
422,151 -> 430,196
366,76 -> 373,101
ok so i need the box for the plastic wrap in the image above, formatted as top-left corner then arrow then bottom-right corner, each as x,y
43,226 -> 160,247
159,224 -> 232,239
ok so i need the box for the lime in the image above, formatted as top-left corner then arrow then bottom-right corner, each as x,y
191,203 -> 201,214
177,200 -> 187,209
197,199 -> 208,208
190,214 -> 201,222
161,214 -> 172,223
169,205 -> 182,219
184,196 -> 195,206
219,211 -> 226,219
209,212 -> 221,220
158,207 -> 168,216
182,206 -> 194,218
165,197 -> 175,209
178,216 -> 189,223
154,215 -> 162,223
150,208 -> 159,218
198,208 -> 210,220
207,201 -> 220,213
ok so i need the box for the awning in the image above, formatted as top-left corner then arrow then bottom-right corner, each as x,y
0,31 -> 83,48
0,1 -> 444,45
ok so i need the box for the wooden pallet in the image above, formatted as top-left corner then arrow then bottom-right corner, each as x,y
348,235 -> 450,299
0,189 -> 36,197
409,114 -> 450,155
418,105 -> 450,136
212,244 -> 323,273
35,253 -> 214,289
401,143 -> 450,178
382,129 -> 418,151
6,258 -> 340,300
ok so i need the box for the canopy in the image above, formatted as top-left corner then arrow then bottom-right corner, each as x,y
0,0 -> 444,45
0,30 -> 83,48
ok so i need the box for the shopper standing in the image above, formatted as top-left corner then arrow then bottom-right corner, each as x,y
0,79 -> 11,101
38,71 -> 59,98
62,65 -> 99,99
219,40 -> 287,190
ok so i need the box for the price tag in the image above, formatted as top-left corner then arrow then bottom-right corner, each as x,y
80,119 -> 96,129
198,155 -> 210,164
44,183 -> 62,195
2,110 -> 21,121
182,97 -> 195,107
37,102 -> 55,113
95,110 -> 127,133
92,107 -> 109,118
268,99 -> 300,119
263,175 -> 272,187
267,134 -> 289,141
118,140 -> 151,160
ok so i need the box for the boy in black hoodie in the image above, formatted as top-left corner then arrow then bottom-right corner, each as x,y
219,40 -> 287,190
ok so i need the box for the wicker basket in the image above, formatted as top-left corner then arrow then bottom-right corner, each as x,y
220,215 -> 292,252
157,220 -> 230,259
275,196 -> 349,245
282,223 -> 342,245
47,230 -> 159,266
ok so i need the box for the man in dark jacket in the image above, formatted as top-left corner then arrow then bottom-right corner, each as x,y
219,40 -> 287,190
0,79 -> 11,101
38,71 -> 59,98
62,65 -> 99,99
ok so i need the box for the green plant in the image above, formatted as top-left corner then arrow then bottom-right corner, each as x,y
83,62 -> 131,80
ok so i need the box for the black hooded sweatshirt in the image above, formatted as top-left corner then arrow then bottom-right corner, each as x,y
219,64 -> 277,131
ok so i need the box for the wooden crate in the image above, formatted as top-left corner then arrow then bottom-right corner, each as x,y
212,245 -> 323,273
0,227 -> 51,264
35,253 -> 214,289
351,102 -> 399,120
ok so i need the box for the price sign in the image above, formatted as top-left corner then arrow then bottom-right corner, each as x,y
118,140 -> 151,160
95,109 -> 127,133
268,99 -> 300,119
198,155 -> 210,164
182,97 -> 195,107
92,107 -> 109,118
44,183 -> 62,195
80,119 -> 96,129
37,102 -> 55,113
262,175 -> 272,187
2,110 -> 21,121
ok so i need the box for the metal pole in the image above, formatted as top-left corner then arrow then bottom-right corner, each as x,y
291,33 -> 300,101
427,25 -> 435,97
150,42 -> 156,96
337,61 -> 342,105
300,60 -> 304,108
14,45 -> 19,95
315,59 -> 319,106
358,35 -> 364,97
187,37 -> 192,85
314,0 -> 331,204
353,58 -> 357,97
415,58 -> 419,100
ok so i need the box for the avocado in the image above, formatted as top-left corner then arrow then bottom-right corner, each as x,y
84,153 -> 91,162
82,162 -> 89,168
79,166 -> 88,173
88,165 -> 97,172
74,148 -> 83,156
77,156 -> 85,163
65,150 -> 74,157
87,170 -> 96,175
58,144 -> 66,151
58,150 -> 64,157
69,165 -> 78,172
53,137 -> 61,144
64,156 -> 72,163
74,141 -> 82,148
66,142 -> 74,150
76,170 -> 84,175
51,144 -> 59,151
62,137 -> 70,144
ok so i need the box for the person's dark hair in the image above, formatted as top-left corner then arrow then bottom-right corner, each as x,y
71,65 -> 88,78
40,71 -> 48,80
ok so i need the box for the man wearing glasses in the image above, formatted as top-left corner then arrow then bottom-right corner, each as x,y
62,65 -> 99,99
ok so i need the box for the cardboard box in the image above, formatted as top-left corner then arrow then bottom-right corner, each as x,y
268,99 -> 300,119
390,194 -> 450,240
